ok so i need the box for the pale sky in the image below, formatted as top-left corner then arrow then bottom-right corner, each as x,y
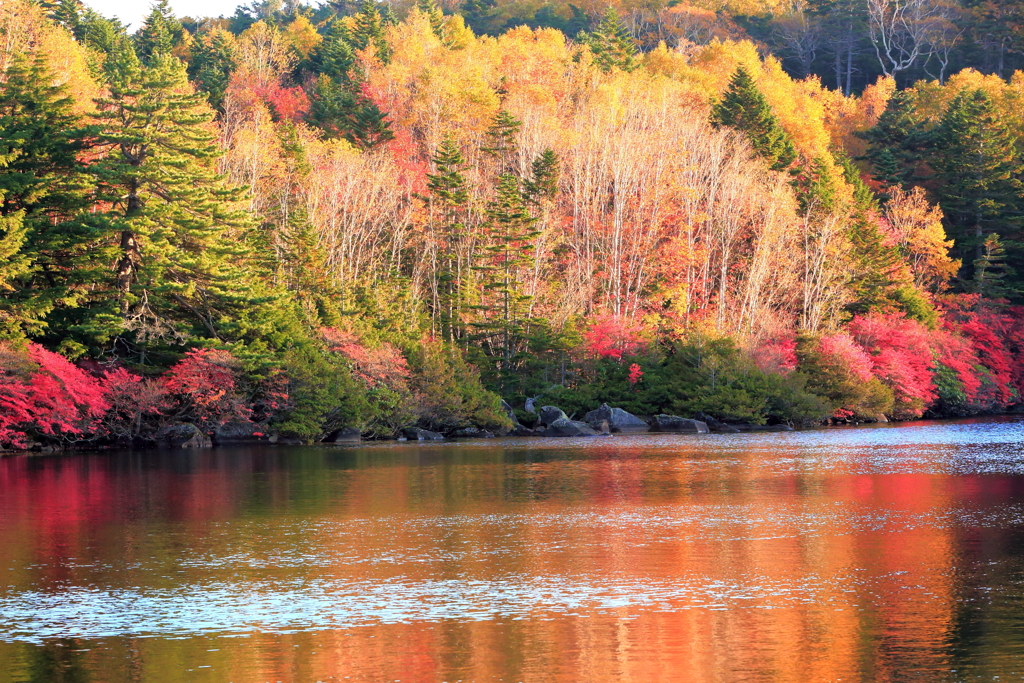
85,0 -> 253,28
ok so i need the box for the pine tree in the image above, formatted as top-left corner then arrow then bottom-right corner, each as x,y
417,0 -> 448,40
858,89 -> 924,196
309,20 -> 357,82
425,135 -> 470,343
930,89 -> 1024,285
47,0 -> 85,39
477,174 -> 541,383
134,0 -> 185,64
581,8 -> 638,73
524,148 -> 559,204
89,54 -> 258,353
0,56 -> 100,341
481,109 -> 522,174
711,66 -> 797,173
188,30 -> 237,110
971,233 -> 1018,299
352,0 -> 390,62
307,75 -> 394,149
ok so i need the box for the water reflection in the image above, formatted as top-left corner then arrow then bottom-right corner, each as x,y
2,418 -> 1024,681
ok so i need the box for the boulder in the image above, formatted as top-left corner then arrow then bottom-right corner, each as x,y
538,405 -> 570,426
501,400 -> 520,425
402,427 -> 445,441
587,419 -> 611,435
542,417 -> 600,437
451,426 -> 495,438
695,412 -> 740,434
156,423 -> 211,449
270,434 -> 304,445
322,427 -> 361,444
583,403 -> 650,433
651,414 -> 709,434
513,425 -> 538,436
212,420 -> 271,446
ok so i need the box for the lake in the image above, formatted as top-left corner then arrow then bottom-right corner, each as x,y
2,417 -> 1024,682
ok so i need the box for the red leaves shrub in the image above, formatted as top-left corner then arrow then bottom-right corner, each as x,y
100,369 -> 170,439
847,313 -> 936,419
0,343 -> 108,449
583,315 -> 647,360
321,328 -> 411,390
818,333 -> 875,384
751,336 -> 798,375
628,363 -> 643,385
162,349 -> 250,429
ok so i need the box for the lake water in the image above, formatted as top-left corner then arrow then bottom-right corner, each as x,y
2,418 -> 1024,682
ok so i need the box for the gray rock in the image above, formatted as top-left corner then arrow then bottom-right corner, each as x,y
322,427 -> 361,443
583,403 -> 650,433
651,414 -> 709,434
587,419 -> 611,435
270,434 -> 304,445
501,400 -> 520,426
212,420 -> 271,446
542,417 -> 600,437
513,425 -> 538,436
156,423 -> 211,449
402,427 -> 445,441
695,412 -> 740,433
538,405 -> 569,426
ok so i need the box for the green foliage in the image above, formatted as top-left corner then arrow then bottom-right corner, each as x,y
0,56 -> 100,341
795,335 -> 895,418
352,0 -> 391,62
711,66 -> 797,172
579,8 -> 637,73
188,30 -> 237,110
859,89 -> 922,197
134,0 -> 186,64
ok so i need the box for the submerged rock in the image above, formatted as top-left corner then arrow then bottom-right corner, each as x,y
583,404 -> 650,433
323,427 -> 361,443
651,414 -> 709,434
156,423 -> 211,449
542,417 -> 600,437
402,427 -> 445,441
212,420 -> 271,446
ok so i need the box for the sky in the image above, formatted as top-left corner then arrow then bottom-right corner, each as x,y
85,0 -> 252,28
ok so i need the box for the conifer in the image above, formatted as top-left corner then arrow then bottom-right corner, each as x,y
90,54 -> 257,350
417,0 -> 448,40
859,89 -> 923,195
581,8 -> 638,73
134,0 -> 185,64
352,0 -> 391,62
188,30 -> 237,110
711,66 -> 797,173
425,135 -> 470,342
310,20 -> 357,83
930,89 -> 1024,282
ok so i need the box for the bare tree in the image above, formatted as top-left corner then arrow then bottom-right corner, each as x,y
772,4 -> 822,78
866,0 -> 957,79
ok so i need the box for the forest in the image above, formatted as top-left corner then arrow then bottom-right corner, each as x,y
2,0 -> 1024,449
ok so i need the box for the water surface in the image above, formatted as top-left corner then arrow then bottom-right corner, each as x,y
2,418 -> 1024,681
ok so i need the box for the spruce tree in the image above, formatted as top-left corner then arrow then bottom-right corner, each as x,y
711,66 -> 797,172
307,76 -> 394,149
930,89 -> 1024,284
309,20 -> 357,83
352,0 -> 390,62
417,0 -> 448,40
482,109 -> 522,174
971,233 -> 1018,299
89,54 -> 257,352
581,8 -> 638,73
134,0 -> 185,65
425,135 -> 470,342
188,30 -> 237,111
0,56 -> 100,341
858,89 -> 924,196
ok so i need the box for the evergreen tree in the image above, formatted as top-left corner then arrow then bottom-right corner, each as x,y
580,8 -> 637,73
711,66 -> 798,172
0,56 -> 100,342
134,0 -> 185,64
930,89 -> 1024,284
46,0 -> 85,39
352,0 -> 391,62
417,0 -> 448,40
188,30 -> 237,110
307,75 -> 395,149
524,148 -> 559,204
462,0 -> 497,35
481,109 -> 522,174
859,89 -> 924,196
89,54 -> 258,354
971,233 -> 1018,299
309,20 -> 357,82
425,135 -> 470,343
476,174 -> 541,384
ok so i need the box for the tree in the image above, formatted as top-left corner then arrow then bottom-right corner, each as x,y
308,20 -> 356,83
188,29 -> 237,110
711,66 -> 797,173
424,135 -> 470,343
417,0 -> 448,41
0,56 -> 100,342
859,89 -> 924,196
352,0 -> 391,62
134,0 -> 185,65
930,89 -> 1024,285
306,75 -> 394,149
580,8 -> 638,73
89,54 -> 257,354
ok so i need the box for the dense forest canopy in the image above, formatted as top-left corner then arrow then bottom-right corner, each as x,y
2,0 -> 1024,449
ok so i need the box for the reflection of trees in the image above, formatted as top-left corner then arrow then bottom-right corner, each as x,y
25,639 -> 91,683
